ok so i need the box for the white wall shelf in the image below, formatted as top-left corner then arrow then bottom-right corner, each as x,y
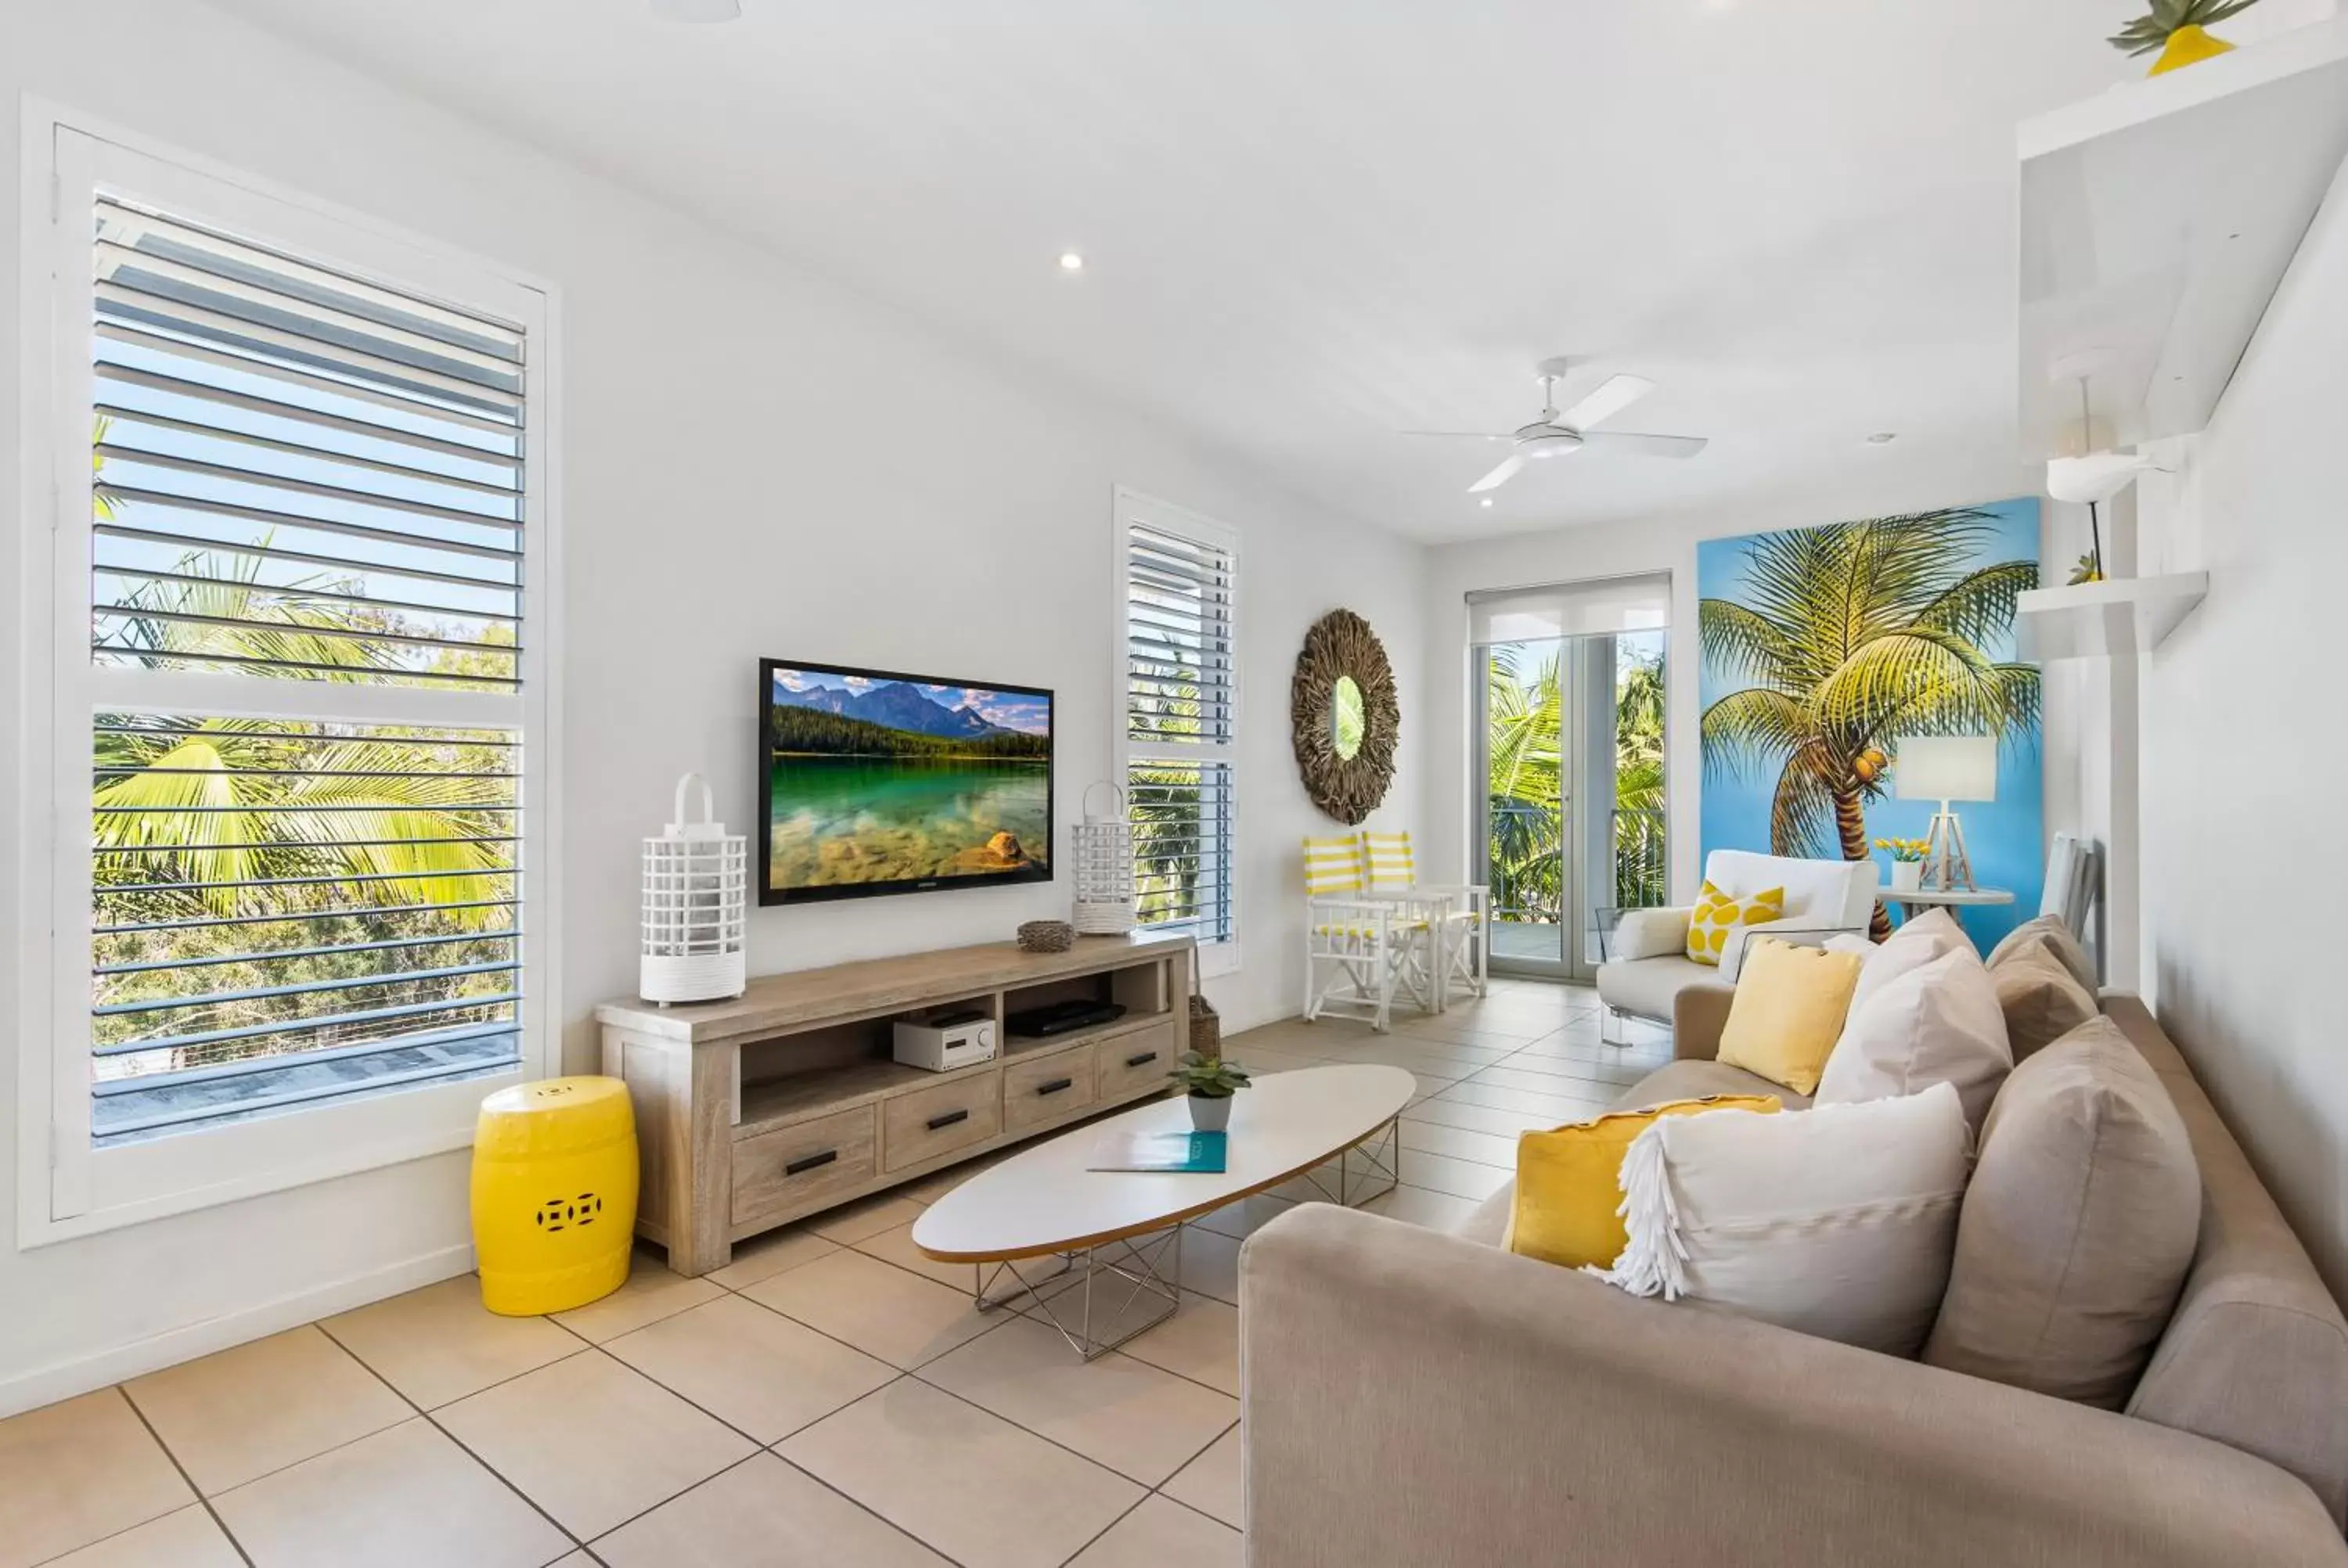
2015,573 -> 2209,661
2017,17 -> 2348,460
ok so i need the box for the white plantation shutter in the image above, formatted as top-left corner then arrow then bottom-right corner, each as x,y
1118,502 -> 1237,951
29,126 -> 556,1224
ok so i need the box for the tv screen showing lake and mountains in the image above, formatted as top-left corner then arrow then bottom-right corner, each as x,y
761,661 -> 1053,902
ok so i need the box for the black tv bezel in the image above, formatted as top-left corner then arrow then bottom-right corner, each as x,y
756,656 -> 1057,907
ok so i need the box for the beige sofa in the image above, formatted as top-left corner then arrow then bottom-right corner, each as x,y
1238,988 -> 2348,1566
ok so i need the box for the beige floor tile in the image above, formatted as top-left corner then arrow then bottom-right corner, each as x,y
549,1249 -> 725,1343
1475,1060 -> 1645,1093
436,1351 -> 754,1540
1160,1424 -> 1243,1528
704,1222 -> 840,1290
917,1316 -> 1237,1485
780,1380 -> 1143,1568
41,1505 -> 245,1568
1390,1019 -> 1548,1047
592,1453 -> 946,1567
124,1325 -> 410,1496
1396,1117 -> 1520,1170
808,1194 -> 927,1245
1068,1494 -> 1241,1568
742,1248 -> 1002,1368
1396,1097 -> 1563,1138
1188,1192 -> 1296,1242
548,1557 -> 596,1567
605,1295 -> 895,1444
1432,1080 -> 1607,1118
1113,1292 -> 1241,1397
1392,1149 -> 1514,1202
1172,1223 -> 1244,1305
0,1387 -> 193,1568
1362,1184 -> 1482,1231
211,1418 -> 569,1568
852,1220 -> 989,1291
322,1276 -> 584,1409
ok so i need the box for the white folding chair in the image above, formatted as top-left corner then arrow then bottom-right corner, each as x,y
1302,835 -> 1436,1032
1360,830 -> 1487,1009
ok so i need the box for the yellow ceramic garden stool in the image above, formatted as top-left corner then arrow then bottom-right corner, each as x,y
470,1077 -> 639,1316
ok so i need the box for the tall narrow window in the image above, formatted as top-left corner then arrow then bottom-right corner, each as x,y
1115,494 -> 1238,966
27,126 -> 556,1230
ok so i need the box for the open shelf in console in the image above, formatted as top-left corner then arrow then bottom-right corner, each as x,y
732,991 -> 996,1138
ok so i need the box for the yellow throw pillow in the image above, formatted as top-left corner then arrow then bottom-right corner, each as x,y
1506,1095 -> 1782,1268
1716,937 -> 1866,1095
1685,879 -> 1785,965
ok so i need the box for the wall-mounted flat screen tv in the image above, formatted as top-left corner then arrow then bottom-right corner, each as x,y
758,658 -> 1054,904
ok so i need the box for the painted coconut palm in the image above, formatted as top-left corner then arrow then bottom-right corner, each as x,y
1697,505 -> 2043,940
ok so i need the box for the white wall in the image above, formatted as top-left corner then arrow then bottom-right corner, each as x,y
1418,459 -> 2060,906
0,0 -> 1423,1412
2136,156 -> 2348,1300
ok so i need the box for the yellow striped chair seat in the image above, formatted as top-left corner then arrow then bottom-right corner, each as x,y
1303,835 -> 1366,897
1313,918 -> 1430,940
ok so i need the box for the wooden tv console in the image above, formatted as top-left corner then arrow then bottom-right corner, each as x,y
594,930 -> 1195,1277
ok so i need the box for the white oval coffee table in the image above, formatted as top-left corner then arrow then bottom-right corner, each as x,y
913,1063 -> 1415,1358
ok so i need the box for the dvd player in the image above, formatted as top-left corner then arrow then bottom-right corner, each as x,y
1005,999 -> 1126,1038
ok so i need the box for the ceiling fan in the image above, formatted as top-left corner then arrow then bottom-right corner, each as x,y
1406,358 -> 1709,494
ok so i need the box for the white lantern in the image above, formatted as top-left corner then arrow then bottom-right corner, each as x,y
1071,781 -> 1137,935
639,773 -> 747,1004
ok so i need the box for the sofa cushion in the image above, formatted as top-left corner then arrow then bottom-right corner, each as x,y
1504,1095 -> 1781,1270
1716,937 -> 1864,1095
1596,953 -> 1719,1023
1850,907 -> 1973,1012
1816,944 -> 2013,1132
1989,944 -> 2099,1061
1925,1017 -> 2200,1408
1987,913 -> 2096,991
1596,1081 -> 1971,1357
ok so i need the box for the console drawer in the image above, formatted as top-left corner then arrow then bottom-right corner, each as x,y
1094,1020 -> 1179,1103
1003,1047 -> 1096,1132
882,1072 -> 1002,1172
732,1106 -> 877,1226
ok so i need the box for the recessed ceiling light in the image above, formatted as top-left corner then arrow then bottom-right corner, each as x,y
650,0 -> 741,20
1058,253 -> 1085,272
1478,498 -> 1494,508
1866,432 -> 1899,444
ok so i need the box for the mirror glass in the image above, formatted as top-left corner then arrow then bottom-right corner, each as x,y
1331,674 -> 1365,760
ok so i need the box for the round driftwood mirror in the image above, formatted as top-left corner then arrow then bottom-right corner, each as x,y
1291,610 -> 1398,824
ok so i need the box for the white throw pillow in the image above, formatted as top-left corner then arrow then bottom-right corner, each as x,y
1817,944 -> 2012,1132
1848,906 -> 1973,1012
1596,1082 -> 1971,1358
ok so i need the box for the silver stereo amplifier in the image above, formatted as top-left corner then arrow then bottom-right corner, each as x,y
892,1010 -> 997,1073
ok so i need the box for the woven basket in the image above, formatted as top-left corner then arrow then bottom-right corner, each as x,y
1189,984 -> 1223,1061
1016,919 -> 1076,954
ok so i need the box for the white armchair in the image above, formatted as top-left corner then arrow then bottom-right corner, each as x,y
1596,850 -> 1878,1044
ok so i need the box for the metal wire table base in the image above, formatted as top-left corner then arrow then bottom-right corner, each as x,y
964,1116 -> 1404,1360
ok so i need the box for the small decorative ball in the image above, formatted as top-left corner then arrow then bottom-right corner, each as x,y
1017,919 -> 1076,954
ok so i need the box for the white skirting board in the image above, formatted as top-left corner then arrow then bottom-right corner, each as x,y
0,1243 -> 476,1419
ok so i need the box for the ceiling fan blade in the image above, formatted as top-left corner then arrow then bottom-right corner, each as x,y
1558,373 -> 1655,432
1399,430 -> 1514,441
1467,454 -> 1525,493
1578,430 -> 1709,459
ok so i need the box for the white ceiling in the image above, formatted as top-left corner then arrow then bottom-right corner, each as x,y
210,0 -> 2139,542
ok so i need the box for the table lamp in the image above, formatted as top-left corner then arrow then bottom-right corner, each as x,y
1892,737 -> 1997,891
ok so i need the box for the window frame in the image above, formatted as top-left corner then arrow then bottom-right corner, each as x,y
15,105 -> 564,1246
1111,487 -> 1240,978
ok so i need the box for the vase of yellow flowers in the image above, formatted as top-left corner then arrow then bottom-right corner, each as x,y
2110,0 -> 2260,77
1874,836 -> 1932,894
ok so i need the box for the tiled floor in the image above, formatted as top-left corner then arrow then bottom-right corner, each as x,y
0,979 -> 1656,1568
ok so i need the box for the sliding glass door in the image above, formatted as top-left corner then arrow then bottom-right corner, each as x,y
1471,578 -> 1669,983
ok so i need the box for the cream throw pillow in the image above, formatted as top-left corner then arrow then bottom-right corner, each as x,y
1986,914 -> 2097,991
1989,944 -> 2098,1061
1849,906 -> 1973,1012
1596,1081 -> 1971,1358
1817,944 -> 2013,1133
1925,1018 -> 2199,1408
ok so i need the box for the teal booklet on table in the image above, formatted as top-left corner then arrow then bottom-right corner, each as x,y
1087,1130 -> 1228,1174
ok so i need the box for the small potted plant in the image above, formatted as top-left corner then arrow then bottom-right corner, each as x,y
1169,1050 -> 1251,1132
1874,836 -> 1932,894
2110,0 -> 2261,77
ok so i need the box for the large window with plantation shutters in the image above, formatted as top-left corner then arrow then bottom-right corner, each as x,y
19,124 -> 559,1234
1113,491 -> 1238,973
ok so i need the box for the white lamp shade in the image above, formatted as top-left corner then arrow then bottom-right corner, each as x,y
1894,736 -> 1997,804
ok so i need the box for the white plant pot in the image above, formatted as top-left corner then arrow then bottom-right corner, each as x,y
1190,1094 -> 1233,1132
1890,860 -> 1924,894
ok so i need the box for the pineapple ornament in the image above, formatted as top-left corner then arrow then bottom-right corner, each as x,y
2109,0 -> 2261,75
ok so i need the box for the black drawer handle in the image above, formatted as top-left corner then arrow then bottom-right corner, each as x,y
783,1149 -> 837,1177
1035,1077 -> 1075,1096
1125,1050 -> 1160,1068
926,1109 -> 971,1131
